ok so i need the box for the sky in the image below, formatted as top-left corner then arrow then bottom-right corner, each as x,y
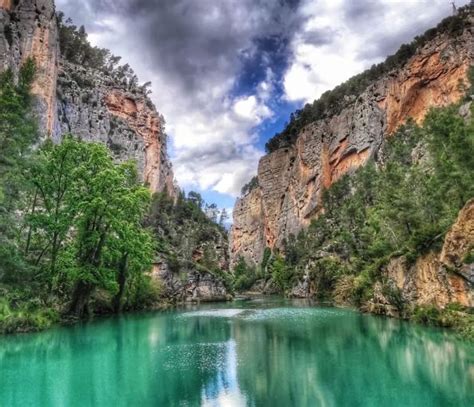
55,0 -> 469,213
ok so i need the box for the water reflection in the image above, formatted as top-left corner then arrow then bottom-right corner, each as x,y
0,299 -> 473,407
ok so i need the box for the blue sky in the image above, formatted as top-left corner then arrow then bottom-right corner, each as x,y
56,0 -> 469,217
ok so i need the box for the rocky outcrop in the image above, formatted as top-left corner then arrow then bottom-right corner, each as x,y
152,263 -> 229,303
55,62 -> 177,195
0,0 -> 177,197
0,0 -> 59,135
231,22 -> 473,267
231,187 -> 266,267
383,200 -> 474,309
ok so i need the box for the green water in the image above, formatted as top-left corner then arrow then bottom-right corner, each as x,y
0,298 -> 473,407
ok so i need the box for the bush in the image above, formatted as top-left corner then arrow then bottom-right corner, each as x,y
233,257 -> 257,292
0,298 -> 59,334
412,305 -> 441,326
411,303 -> 474,340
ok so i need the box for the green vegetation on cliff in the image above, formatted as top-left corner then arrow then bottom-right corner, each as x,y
145,190 -> 232,295
239,91 -> 474,338
265,5 -> 472,153
0,62 -> 158,330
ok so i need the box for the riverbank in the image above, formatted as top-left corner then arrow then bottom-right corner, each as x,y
0,292 -> 235,335
2,288 -> 473,341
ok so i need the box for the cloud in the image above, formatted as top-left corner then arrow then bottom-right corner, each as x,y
55,0 -> 468,200
56,0 -> 304,197
282,0 -> 471,103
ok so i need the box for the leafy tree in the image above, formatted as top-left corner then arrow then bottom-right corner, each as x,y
23,137 -> 154,317
0,59 -> 37,283
233,257 -> 257,291
188,191 -> 204,209
218,208 -> 229,227
269,255 -> 291,292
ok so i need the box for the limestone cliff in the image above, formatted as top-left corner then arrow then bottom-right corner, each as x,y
0,0 -> 177,196
0,0 -> 231,302
0,0 -> 58,135
231,15 -> 473,267
378,199 -> 474,312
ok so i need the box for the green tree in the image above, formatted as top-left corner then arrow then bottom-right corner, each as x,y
0,58 -> 37,283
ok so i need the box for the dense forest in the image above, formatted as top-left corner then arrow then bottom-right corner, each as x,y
265,5 -> 472,153
235,73 -> 474,338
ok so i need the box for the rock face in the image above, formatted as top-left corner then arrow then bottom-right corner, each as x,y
385,200 -> 474,309
0,0 -> 177,196
1,0 -> 231,301
231,23 -> 473,267
55,62 -> 177,195
0,0 -> 59,135
152,263 -> 229,303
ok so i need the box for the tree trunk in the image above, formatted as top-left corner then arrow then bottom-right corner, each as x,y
69,281 -> 93,318
113,253 -> 129,314
25,189 -> 38,255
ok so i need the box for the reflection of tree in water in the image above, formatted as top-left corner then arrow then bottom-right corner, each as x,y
0,307 -> 473,406
233,309 -> 474,407
0,312 -> 232,407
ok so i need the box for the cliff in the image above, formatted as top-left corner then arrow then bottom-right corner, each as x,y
0,0 -> 231,302
231,13 -> 473,268
0,0 -> 177,196
371,199 -> 474,314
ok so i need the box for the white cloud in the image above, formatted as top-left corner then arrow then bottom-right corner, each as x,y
283,0 -> 471,103
56,0 -> 301,197
56,0 -> 469,201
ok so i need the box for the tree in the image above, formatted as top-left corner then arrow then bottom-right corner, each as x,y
24,137 -> 154,317
66,148 -> 152,317
188,191 -> 203,209
269,255 -> 291,292
219,208 -> 229,227
0,59 -> 37,283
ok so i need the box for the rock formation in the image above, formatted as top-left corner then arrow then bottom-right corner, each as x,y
231,19 -> 473,268
0,0 -> 230,302
0,0 -> 177,196
378,199 -> 474,311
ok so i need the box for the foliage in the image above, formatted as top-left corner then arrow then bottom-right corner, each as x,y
57,14 -> 150,94
233,257 -> 258,292
412,304 -> 474,340
241,176 -> 259,195
265,5 -> 473,153
24,138 -> 154,317
0,294 -> 59,334
269,98 -> 473,310
57,13 -> 110,70
0,75 -> 158,327
0,59 -> 37,284
145,190 -> 230,294
269,254 -> 292,292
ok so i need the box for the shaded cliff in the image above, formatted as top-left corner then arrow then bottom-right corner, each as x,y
231,9 -> 473,268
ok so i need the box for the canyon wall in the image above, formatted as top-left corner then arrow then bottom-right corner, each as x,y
371,198 -> 474,313
0,0 -> 177,196
231,24 -> 473,268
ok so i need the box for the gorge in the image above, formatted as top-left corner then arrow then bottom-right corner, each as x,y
0,1 -> 473,405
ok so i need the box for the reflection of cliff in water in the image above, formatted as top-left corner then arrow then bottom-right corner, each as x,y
0,303 -> 473,407
233,307 -> 474,407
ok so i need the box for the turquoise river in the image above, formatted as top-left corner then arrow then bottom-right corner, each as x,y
1,298 -> 473,406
